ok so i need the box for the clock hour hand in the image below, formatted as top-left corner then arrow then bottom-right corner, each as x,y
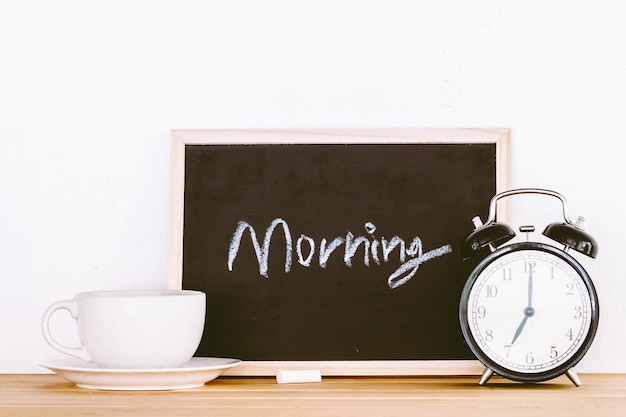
511,307 -> 536,345
510,315 -> 528,345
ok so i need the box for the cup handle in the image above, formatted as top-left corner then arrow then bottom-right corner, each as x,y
41,299 -> 92,363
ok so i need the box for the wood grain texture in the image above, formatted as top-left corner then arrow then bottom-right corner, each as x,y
2,374 -> 624,417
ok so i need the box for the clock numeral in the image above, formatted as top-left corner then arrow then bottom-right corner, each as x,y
550,346 -> 558,359
485,329 -> 494,342
574,306 -> 582,319
550,267 -> 555,279
525,352 -> 535,365
566,282 -> 575,295
524,261 -> 536,274
477,306 -> 486,319
504,345 -> 512,357
485,285 -> 498,298
565,328 -> 574,341
502,268 -> 512,281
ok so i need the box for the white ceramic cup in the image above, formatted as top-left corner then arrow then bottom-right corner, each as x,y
41,289 -> 206,369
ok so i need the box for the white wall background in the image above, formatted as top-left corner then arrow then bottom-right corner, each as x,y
1,1 -> 625,373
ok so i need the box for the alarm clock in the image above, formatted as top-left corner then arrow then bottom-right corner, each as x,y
459,188 -> 599,386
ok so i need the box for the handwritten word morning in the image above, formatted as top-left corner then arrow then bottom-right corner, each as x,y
227,218 -> 452,289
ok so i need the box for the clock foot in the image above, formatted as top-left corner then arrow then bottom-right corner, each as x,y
565,369 -> 582,387
478,367 -> 494,385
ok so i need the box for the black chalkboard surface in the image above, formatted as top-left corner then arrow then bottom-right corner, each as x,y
168,129 -> 510,375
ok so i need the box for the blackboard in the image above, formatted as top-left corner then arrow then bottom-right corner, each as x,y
168,129 -> 510,376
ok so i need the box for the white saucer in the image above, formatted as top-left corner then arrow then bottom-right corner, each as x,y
40,357 -> 241,391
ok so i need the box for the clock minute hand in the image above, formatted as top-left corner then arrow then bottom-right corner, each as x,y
511,267 -> 535,345
528,267 -> 533,307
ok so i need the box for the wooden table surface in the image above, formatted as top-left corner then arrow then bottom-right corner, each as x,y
2,374 -> 625,417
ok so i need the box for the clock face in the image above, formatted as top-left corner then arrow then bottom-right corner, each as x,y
460,243 -> 599,382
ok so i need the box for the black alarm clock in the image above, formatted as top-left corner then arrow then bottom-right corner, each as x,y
459,188 -> 599,386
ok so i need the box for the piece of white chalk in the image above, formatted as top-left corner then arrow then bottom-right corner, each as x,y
276,369 -> 322,384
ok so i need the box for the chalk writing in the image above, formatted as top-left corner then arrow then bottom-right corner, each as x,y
227,218 -> 452,289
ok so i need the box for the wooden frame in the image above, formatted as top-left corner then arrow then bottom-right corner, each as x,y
168,128 -> 511,376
